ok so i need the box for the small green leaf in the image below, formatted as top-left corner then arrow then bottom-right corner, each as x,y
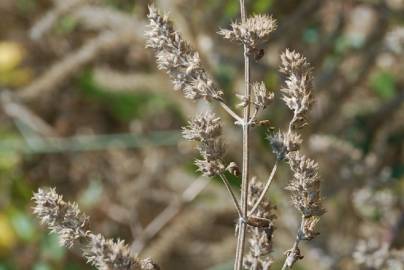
370,71 -> 396,100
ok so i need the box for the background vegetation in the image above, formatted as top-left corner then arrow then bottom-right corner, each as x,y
0,0 -> 402,269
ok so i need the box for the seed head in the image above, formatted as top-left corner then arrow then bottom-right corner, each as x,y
182,112 -> 222,141
280,49 -> 313,129
85,234 -> 158,270
285,152 -> 325,218
252,81 -> 274,110
244,178 -> 277,270
146,5 -> 223,101
32,188 -> 89,248
267,131 -> 302,160
218,14 -> 277,49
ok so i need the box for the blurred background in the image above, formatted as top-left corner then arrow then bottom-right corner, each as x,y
0,0 -> 403,269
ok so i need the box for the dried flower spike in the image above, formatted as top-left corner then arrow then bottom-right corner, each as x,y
280,49 -> 310,75
85,234 -> 159,270
33,188 -> 159,270
244,178 -> 277,270
145,5 -> 223,101
286,152 -> 325,219
183,113 -> 226,177
280,49 -> 313,130
32,188 -> 89,248
267,131 -> 302,161
182,112 -> 222,141
218,14 -> 277,50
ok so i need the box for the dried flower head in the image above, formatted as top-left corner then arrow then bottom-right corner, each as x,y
32,188 -> 89,248
197,139 -> 225,161
182,112 -> 222,141
145,5 -> 223,101
218,14 -> 277,49
301,216 -> 320,240
183,112 -> 226,177
85,234 -> 159,270
33,188 -> 159,270
286,152 -> 325,218
195,158 -> 225,177
267,131 -> 302,160
280,49 -> 313,129
252,81 -> 274,110
280,49 -> 310,75
244,178 -> 277,270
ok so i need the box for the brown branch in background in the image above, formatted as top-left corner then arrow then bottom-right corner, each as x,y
131,176 -> 210,254
30,0 -> 89,40
19,29 -> 140,101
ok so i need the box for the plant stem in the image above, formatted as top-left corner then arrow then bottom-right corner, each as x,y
219,174 -> 243,218
281,217 -> 304,270
248,160 -> 279,216
234,1 -> 251,269
220,101 -> 243,123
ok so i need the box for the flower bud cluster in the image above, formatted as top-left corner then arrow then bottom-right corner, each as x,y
182,113 -> 225,176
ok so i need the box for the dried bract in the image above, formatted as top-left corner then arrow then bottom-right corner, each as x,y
183,113 -> 225,177
286,152 -> 325,219
280,49 -> 310,75
252,81 -> 274,110
195,158 -> 225,177
244,178 -> 277,270
182,112 -> 221,141
32,188 -> 89,248
280,49 -> 313,129
85,234 -> 158,270
145,5 -> 223,101
268,131 -> 302,160
218,15 -> 277,49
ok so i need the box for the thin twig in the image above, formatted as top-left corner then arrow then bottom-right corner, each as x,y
131,177 -> 209,253
234,0 -> 251,269
247,107 -> 259,125
248,160 -> 279,216
219,101 -> 243,123
281,217 -> 304,270
219,174 -> 243,218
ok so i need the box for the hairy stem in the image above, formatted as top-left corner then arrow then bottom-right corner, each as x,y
248,160 -> 279,216
235,0 -> 251,269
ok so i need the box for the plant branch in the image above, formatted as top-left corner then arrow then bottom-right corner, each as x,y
247,107 -> 259,125
219,101 -> 243,123
248,160 -> 279,216
220,174 -> 243,218
131,177 -> 209,254
281,217 -> 304,270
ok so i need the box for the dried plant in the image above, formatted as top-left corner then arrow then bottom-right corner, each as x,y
33,188 -> 159,270
145,2 -> 324,270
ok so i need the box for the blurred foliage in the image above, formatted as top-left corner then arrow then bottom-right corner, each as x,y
0,0 -> 402,269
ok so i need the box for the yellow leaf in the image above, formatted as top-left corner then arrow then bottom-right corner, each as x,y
0,41 -> 24,72
0,213 -> 17,253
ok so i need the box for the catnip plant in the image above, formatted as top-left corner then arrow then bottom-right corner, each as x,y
145,1 -> 324,270
32,1 -> 324,270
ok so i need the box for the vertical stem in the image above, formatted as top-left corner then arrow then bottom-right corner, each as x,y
235,1 -> 251,269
